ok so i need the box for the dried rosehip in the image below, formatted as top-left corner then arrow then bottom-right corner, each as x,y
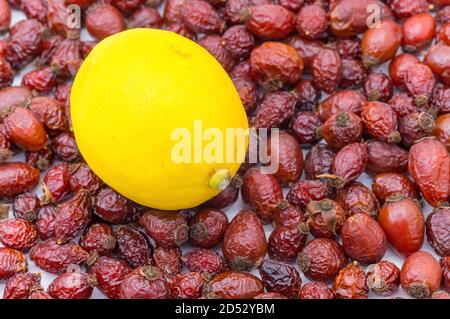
329,0 -> 392,37
222,209 -> 267,271
317,90 -> 367,122
244,4 -> 295,39
408,138 -> 450,207
340,58 -> 367,89
80,223 -> 116,256
361,19 -> 402,67
288,111 -> 322,147
319,143 -> 368,189
250,42 -> 303,90
94,186 -> 140,224
52,132 -> 80,162
119,266 -> 170,299
402,13 -> 435,52
272,202 -> 305,228
366,260 -> 400,296
2,107 -> 48,152
399,112 -> 435,147
311,48 -> 342,94
378,197 -> 425,255
89,255 -> 131,299
363,72 -> 393,102
66,0 -> 96,8
241,168 -> 283,222
298,238 -> 346,282
365,139 -> 409,174
203,271 -> 264,299
48,271 -> 96,299
424,43 -> 450,86
441,257 -> 450,292
181,0 -> 224,34
268,225 -> 307,261
0,218 -> 37,251
29,290 -> 53,299
0,247 -> 27,279
35,205 -> 58,240
336,182 -> 379,218
372,173 -> 419,204
128,6 -> 163,29
182,248 -> 228,276
362,101 -> 400,143
0,58 -> 14,89
115,226 -> 152,268
333,262 -> 368,299
286,35 -> 323,69
299,282 -> 335,299
389,53 -> 420,87
388,93 -> 416,119
304,199 -> 346,238
0,162 -> 40,198
439,22 -> 450,45
0,130 -> 11,162
111,0 -> 143,13
55,190 -> 91,243
222,25 -> 256,59
69,163 -> 102,194
321,112 -> 363,150
304,144 -> 335,180
3,272 -> 41,299
163,0 -> 184,23
431,84 -> 450,114
390,0 -> 429,18
6,19 -> 44,69
292,80 -> 320,111
30,239 -> 89,274
434,114 -> 450,150
426,206 -> 450,257
231,76 -> 259,113
12,192 -> 40,222
169,272 -> 205,299
47,0 -> 79,37
28,97 -> 68,134
38,34 -> 63,66
190,208 -> 228,248
0,0 -> 10,31
295,4 -> 327,40
86,4 -> 126,40
42,163 -> 70,203
198,35 -> 236,72
50,38 -> 82,78
336,38 -> 361,59
404,63 -> 436,107
259,260 -> 301,298
224,0 -> 270,24
400,251 -> 442,298
22,66 -> 58,93
287,179 -> 329,209
139,210 -> 189,248
204,177 -> 241,209
153,247 -> 181,276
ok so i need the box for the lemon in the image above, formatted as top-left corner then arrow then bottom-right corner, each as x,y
71,29 -> 248,210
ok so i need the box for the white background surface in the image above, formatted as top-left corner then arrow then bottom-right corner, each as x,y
0,8 -> 441,299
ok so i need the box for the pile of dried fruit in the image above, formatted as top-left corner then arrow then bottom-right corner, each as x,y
0,0 -> 449,299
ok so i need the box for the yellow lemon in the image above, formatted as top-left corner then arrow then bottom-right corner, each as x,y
71,29 -> 248,210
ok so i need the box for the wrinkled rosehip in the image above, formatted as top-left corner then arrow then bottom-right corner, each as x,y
253,292 -> 287,299
295,4 -> 327,40
3,272 -> 41,299
181,0 -> 224,34
272,202 -> 305,228
372,173 -> 419,204
336,182 -> 379,218
388,93 -> 416,119
163,0 -> 184,23
424,43 -> 450,86
363,72 -> 393,102
292,80 -> 320,111
431,84 -> 450,114
258,259 -> 301,298
0,58 -> 14,89
111,0 -> 144,13
203,271 -> 264,299
321,112 -> 363,150
305,199 -> 346,238
439,22 -> 450,45
317,90 -> 367,122
399,112 -> 435,147
340,58 -> 367,89
224,0 -> 271,25
94,186 -> 141,224
182,248 -> 228,276
48,271 -> 96,299
21,66 -> 58,93
333,262 -> 368,299
287,179 -> 329,209
35,204 -> 58,240
402,13 -> 435,52
299,282 -> 335,299
69,163 -> 102,194
170,272 -> 205,299
198,35 -> 236,72
231,76 -> 259,113
153,247 -> 181,276
0,247 -> 27,279
0,218 -> 37,251
298,238 -> 346,282
366,260 -> 400,296
12,192 -> 40,222
268,225 -> 307,262
222,25 -> 256,59
222,209 -> 267,271
119,266 -> 170,299
408,138 -> 450,207
115,226 -> 153,268
86,4 -> 126,40
441,257 -> 450,292
404,63 -> 436,107
80,223 -> 116,256
400,251 -> 442,298
434,114 -> 450,150
389,53 -> 420,87
288,111 -> 322,147
362,101 -> 400,143
0,130 -> 11,162
390,0 -> 429,18
28,97 -> 68,134
365,139 -> 409,174
304,144 -> 335,180
52,132 -> 80,162
426,206 -> 450,257
286,35 -> 323,70
0,162 -> 40,198
42,163 -> 70,203
311,48 -> 342,94
336,38 -> 361,59
378,197 -> 425,255
30,239 -> 89,274
244,4 -> 295,39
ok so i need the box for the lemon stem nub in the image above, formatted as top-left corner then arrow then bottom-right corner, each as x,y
209,169 -> 232,191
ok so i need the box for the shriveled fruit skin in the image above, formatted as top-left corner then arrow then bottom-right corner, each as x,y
298,238 -> 346,282
408,138 -> 450,207
181,0 -> 224,35
400,251 -> 442,299
268,225 -> 307,262
118,266 -> 170,299
289,112 -> 322,147
169,272 -> 205,299
304,199 -> 347,238
402,13 -> 436,52
333,262 -> 368,299
366,260 -> 400,296
378,198 -> 424,255
341,213 -> 387,264
3,272 -> 41,299
42,163 -> 70,202
258,259 -> 301,298
254,292 -> 287,299
0,162 -> 40,198
198,35 -> 237,72
30,239 -> 89,274
0,247 -> 27,279
115,226 -> 152,268
245,4 -> 296,39
426,207 -> 450,257
404,63 -> 436,107
250,91 -> 296,129
299,282 -> 335,299
317,90 -> 366,122
222,209 -> 267,271
48,272 -> 95,299
336,182 -> 379,218
287,179 -> 329,210
321,112 -> 363,151
311,48 -> 342,94
29,290 -> 53,299
365,139 -> 408,174
361,101 -> 400,143
153,247 -> 182,277
272,203 -> 305,228
69,163 -> 102,194
189,208 -> 228,248
241,168 -> 283,223
203,271 -> 264,299
93,186 -> 141,224
304,144 -> 335,180
79,223 -> 116,256
441,257 -> 450,293
182,248 -> 228,276
35,205 -> 58,240
389,53 -> 420,87
0,218 -> 37,251
372,173 -> 419,204
85,4 -> 126,40
89,256 -> 131,299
